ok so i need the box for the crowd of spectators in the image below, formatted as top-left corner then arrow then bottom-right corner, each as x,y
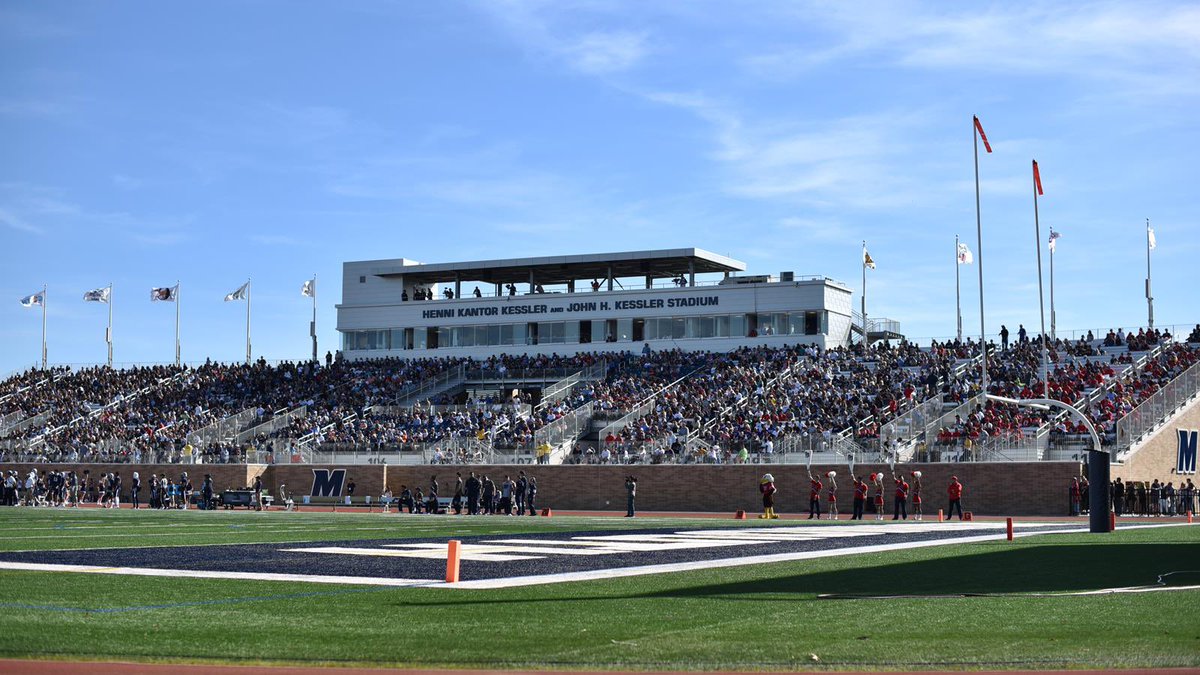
1,324 -> 1196,466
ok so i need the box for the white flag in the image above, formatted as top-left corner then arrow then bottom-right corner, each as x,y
224,281 -> 249,302
863,248 -> 876,270
151,286 -> 177,302
83,286 -> 111,303
1147,226 -> 1156,250
301,278 -> 316,298
957,242 -> 974,264
19,292 -> 43,308
1048,230 -> 1061,253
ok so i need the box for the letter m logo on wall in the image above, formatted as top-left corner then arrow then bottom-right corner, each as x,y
1178,429 -> 1198,475
311,469 -> 347,497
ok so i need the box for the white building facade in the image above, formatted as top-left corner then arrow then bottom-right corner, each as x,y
336,248 -> 855,360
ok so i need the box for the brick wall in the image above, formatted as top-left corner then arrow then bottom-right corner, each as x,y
0,461 -> 1083,516
1113,396 -> 1200,483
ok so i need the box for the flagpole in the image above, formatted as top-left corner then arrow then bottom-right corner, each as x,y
861,240 -> 868,348
1146,218 -> 1154,329
311,274 -> 318,363
1049,232 -> 1056,341
1032,160 -> 1050,400
973,117 -> 988,397
955,234 -> 962,342
175,281 -> 181,367
246,278 -> 252,365
107,283 -> 113,368
41,284 -> 47,369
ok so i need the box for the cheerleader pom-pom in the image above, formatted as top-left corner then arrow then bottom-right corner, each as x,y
912,470 -> 922,478
826,470 -> 837,478
868,472 -> 877,481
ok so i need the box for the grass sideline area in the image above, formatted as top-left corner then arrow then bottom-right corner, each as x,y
0,509 -> 1196,670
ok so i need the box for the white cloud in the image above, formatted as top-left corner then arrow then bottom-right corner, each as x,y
0,208 -> 42,235
0,99 -> 69,117
742,3 -> 1200,95
642,91 -> 928,209
481,2 -> 652,75
563,30 -> 650,74
111,174 -> 143,190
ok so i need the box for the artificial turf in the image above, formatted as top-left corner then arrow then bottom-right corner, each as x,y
0,508 -> 1195,670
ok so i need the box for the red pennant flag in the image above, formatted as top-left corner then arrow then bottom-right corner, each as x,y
973,115 -> 992,153
1032,160 -> 1044,196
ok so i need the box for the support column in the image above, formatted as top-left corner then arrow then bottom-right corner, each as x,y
1088,450 -> 1111,533
454,274 -> 461,300
689,260 -> 695,287
607,266 -> 614,291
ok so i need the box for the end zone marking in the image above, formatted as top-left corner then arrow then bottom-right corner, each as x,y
0,521 -> 1187,590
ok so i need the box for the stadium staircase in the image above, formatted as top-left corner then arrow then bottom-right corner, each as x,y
680,357 -> 809,459
849,311 -> 904,345
391,364 -> 468,408
596,364 -> 708,453
1113,343 -> 1200,460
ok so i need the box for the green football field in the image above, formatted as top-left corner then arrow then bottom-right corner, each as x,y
0,508 -> 1196,671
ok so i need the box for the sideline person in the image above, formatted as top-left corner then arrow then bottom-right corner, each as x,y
625,475 -> 637,517
947,475 -> 964,520
807,470 -> 823,520
911,471 -> 923,521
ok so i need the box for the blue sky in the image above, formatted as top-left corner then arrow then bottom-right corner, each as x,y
2,0 -> 1197,374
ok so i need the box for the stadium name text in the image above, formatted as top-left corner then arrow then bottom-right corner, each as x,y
421,296 -> 720,320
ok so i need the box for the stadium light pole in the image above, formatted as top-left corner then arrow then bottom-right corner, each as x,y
987,394 -> 1110,533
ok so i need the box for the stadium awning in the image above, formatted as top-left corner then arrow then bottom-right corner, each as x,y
367,248 -> 746,286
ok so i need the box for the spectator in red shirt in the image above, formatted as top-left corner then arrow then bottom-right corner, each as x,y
947,476 -> 964,520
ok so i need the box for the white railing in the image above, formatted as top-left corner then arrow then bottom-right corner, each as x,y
1115,357 -> 1200,455
535,360 -> 607,413
235,406 -> 306,444
598,367 -> 703,450
392,364 -> 467,407
684,359 -> 807,455
186,407 -> 258,446
533,401 -> 594,453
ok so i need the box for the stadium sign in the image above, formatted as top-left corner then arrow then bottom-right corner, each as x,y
311,468 -> 347,496
1178,429 -> 1198,474
422,295 -> 721,320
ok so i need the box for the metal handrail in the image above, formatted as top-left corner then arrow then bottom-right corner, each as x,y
598,366 -> 705,450
1115,355 -> 1200,455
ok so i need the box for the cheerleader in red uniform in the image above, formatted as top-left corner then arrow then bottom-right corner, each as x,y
872,473 -> 885,521
911,470 -> 923,521
826,471 -> 838,520
807,470 -> 823,520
